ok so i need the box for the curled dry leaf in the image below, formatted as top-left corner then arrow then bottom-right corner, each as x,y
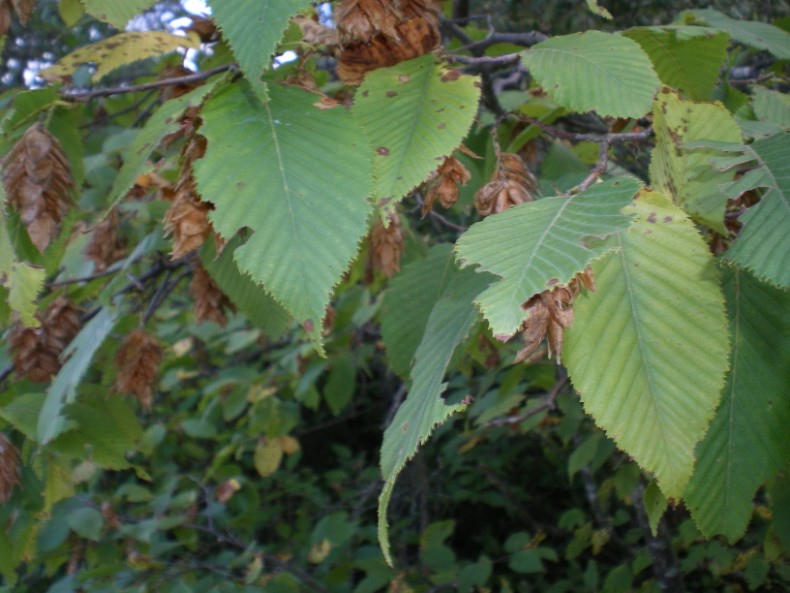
114,328 -> 164,410
0,1 -> 12,36
3,124 -> 74,252
292,14 -> 339,48
474,152 -> 539,217
84,208 -> 127,272
0,433 -> 21,503
8,296 -> 83,383
159,65 -> 200,102
515,268 -> 595,363
190,264 -> 235,327
335,0 -> 442,84
422,156 -> 471,215
367,212 -> 404,279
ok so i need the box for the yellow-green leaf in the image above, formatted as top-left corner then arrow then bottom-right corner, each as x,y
254,438 -> 283,478
80,0 -> 156,29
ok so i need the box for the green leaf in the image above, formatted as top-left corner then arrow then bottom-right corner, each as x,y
649,88 -> 742,234
208,0 -> 312,103
724,132 -> 790,288
521,31 -> 661,118
80,0 -> 155,28
0,393 -> 45,440
622,26 -> 728,101
41,31 -> 199,83
352,54 -> 480,207
194,81 -> 374,346
6,262 -> 46,328
585,0 -> 612,19
683,9 -> 790,59
378,267 -> 491,565
59,0 -> 85,27
564,190 -> 729,499
37,307 -> 118,444
752,87 -> 790,130
66,507 -> 103,541
106,80 -> 221,212
685,268 -> 790,541
323,353 -> 356,416
455,178 -> 641,339
200,236 -> 291,340
380,244 -> 460,378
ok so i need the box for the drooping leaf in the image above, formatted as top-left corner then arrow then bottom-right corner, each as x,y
208,0 -> 312,102
41,31 -> 200,83
193,81 -> 374,346
563,189 -> 729,499
37,307 -> 117,444
200,236 -> 291,340
752,87 -> 790,130
379,267 -> 492,565
455,178 -> 641,340
649,88 -> 742,234
685,267 -> 790,541
106,80 -> 222,213
521,31 -> 661,118
622,26 -> 728,101
683,9 -> 790,59
352,54 -> 480,208
80,0 -> 156,29
724,132 -> 790,289
380,244 -> 460,378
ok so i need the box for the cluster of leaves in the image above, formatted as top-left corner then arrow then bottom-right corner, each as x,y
0,0 -> 789,591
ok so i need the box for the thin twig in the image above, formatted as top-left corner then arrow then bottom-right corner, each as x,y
448,53 -> 521,67
518,114 -> 653,143
486,376 -> 569,427
47,266 -> 122,288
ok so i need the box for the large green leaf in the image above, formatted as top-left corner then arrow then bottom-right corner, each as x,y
622,26 -> 728,101
352,54 -> 480,208
649,89 -> 742,234
455,178 -> 641,340
193,82 -> 374,345
208,0 -> 311,102
37,307 -> 118,444
106,80 -> 221,212
683,9 -> 790,59
724,132 -> 790,289
380,244 -> 460,378
685,268 -> 790,541
200,236 -> 292,340
563,190 -> 729,499
752,87 -> 790,131
378,267 -> 491,565
80,0 -> 156,29
521,31 -> 661,118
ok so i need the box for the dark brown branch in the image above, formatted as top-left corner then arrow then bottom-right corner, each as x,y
62,64 -> 234,102
448,53 -> 521,67
486,376 -> 568,427
517,114 -> 653,144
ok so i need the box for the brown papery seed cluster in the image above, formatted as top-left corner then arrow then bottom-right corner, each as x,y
190,264 -> 235,327
335,0 -> 442,84
368,212 -> 404,278
84,208 -> 127,272
3,124 -> 74,252
8,296 -> 83,383
515,269 -> 596,364
0,433 -> 21,503
114,329 -> 164,410
474,152 -> 539,217
422,156 -> 471,215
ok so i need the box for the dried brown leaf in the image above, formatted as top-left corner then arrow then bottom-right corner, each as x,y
114,329 -> 163,409
85,209 -> 127,272
367,212 -> 404,278
190,264 -> 235,327
474,152 -> 538,217
0,433 -> 20,503
423,156 -> 471,215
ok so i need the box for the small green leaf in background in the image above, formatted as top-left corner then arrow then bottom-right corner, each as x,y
208,0 -> 312,103
323,353 -> 356,416
455,177 -> 640,339
194,81 -> 373,346
683,9 -> 790,59
353,54 -> 481,208
564,189 -> 729,500
378,268 -> 491,565
724,132 -> 790,289
521,31 -> 661,118
685,268 -> 790,541
67,507 -> 104,541
585,0 -> 612,19
649,88 -> 742,234
380,244 -> 460,378
80,0 -> 156,29
254,438 -> 283,478
752,87 -> 790,130
58,0 -> 84,26
623,26 -> 729,101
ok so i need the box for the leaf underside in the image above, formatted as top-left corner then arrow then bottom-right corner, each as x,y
563,189 -> 729,499
80,0 -> 156,29
685,9 -> 790,59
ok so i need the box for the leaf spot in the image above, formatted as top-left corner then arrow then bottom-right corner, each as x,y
663,216 -> 673,223
377,147 -> 390,156
398,75 -> 410,83
441,70 -> 461,82
647,212 -> 658,223
385,91 -> 397,97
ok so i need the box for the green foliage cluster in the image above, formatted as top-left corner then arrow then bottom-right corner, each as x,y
0,1 -> 789,592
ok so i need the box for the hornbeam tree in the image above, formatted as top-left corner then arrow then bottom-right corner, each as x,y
0,0 -> 788,591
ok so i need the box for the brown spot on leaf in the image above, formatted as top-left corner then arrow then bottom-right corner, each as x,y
437,122 -> 446,129
546,278 -> 559,287
304,319 -> 314,332
377,146 -> 390,156
398,74 -> 410,83
441,70 -> 461,82
663,216 -> 673,223
385,90 -> 397,97
647,212 -> 658,223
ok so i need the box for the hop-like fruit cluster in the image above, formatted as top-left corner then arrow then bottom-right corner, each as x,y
515,269 -> 596,363
0,0 -> 34,35
335,0 -> 442,84
164,134 -> 213,259
114,329 -> 163,409
84,208 -> 127,272
474,152 -> 539,216
0,433 -> 20,503
8,296 -> 83,383
3,124 -> 74,252
367,212 -> 404,279
422,156 -> 471,215
190,264 -> 235,327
